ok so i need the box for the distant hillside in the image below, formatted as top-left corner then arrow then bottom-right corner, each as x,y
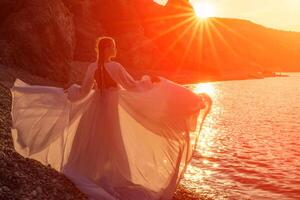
133,0 -> 300,78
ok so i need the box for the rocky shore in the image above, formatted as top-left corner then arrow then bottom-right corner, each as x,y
0,83 -> 88,200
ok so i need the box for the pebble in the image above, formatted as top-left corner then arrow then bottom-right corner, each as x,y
31,190 -> 37,196
1,186 -> 10,192
36,186 -> 43,194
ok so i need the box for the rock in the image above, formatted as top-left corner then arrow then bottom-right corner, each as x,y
62,0 -> 161,70
0,151 -> 5,159
0,185 -> 14,199
62,0 -> 106,61
1,185 -> 10,192
0,0 -> 75,84
36,186 -> 43,194
52,178 -> 57,183
31,190 -> 37,196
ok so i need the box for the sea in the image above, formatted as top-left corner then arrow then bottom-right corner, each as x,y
183,73 -> 300,200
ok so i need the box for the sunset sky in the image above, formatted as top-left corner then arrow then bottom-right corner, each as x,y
153,0 -> 300,32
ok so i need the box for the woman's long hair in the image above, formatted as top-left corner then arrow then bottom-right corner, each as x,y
95,36 -> 115,96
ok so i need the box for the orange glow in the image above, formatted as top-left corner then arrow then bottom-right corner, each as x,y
193,0 -> 300,31
154,0 -> 300,31
141,0 -> 300,76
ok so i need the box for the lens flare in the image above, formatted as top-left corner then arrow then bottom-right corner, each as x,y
191,1 -> 216,19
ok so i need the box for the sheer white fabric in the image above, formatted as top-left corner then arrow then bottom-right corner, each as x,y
10,61 -> 212,200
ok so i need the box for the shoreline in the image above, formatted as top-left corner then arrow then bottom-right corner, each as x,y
70,61 -> 291,86
132,70 -> 291,85
178,73 -> 290,85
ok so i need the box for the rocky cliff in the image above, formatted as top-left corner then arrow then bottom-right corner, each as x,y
0,0 -> 75,83
62,0 -> 161,71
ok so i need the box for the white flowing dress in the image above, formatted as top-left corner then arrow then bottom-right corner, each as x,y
10,61 -> 212,200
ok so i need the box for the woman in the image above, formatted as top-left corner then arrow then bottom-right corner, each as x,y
10,36 -> 212,200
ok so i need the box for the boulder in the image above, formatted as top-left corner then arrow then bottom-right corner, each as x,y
0,0 -> 75,84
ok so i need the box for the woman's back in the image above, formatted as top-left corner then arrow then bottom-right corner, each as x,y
94,62 -> 118,89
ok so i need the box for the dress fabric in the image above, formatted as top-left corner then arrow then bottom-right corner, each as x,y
10,61 -> 212,200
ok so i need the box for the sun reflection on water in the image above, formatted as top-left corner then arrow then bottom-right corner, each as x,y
182,118 -> 225,198
182,82 -> 224,197
193,83 -> 216,96
182,76 -> 300,199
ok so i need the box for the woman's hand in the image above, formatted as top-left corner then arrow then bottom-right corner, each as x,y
149,75 -> 161,83
63,84 -> 82,102
63,88 -> 72,100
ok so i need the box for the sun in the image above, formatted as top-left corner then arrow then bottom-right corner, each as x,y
191,1 -> 216,19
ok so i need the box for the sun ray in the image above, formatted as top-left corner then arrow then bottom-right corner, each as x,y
204,20 -> 221,71
197,20 -> 205,66
117,2 -> 195,26
176,19 -> 201,73
130,15 -> 195,51
146,16 -> 195,41
211,18 -> 257,45
119,1 -> 239,77
208,19 -> 239,57
211,18 -> 267,55
116,12 -> 193,28
152,17 -> 199,69
141,12 -> 194,23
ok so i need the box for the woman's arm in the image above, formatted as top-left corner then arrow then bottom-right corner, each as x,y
106,62 -> 160,91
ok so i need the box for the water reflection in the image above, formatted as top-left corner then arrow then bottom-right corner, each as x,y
182,74 -> 300,200
183,82 -> 226,198
192,83 -> 216,96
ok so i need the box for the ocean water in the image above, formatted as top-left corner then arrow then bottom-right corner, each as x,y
183,73 -> 300,200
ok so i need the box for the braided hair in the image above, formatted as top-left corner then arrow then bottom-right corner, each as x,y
94,36 -> 115,96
